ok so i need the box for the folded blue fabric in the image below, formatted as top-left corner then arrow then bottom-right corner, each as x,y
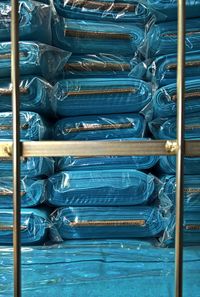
53,17 -> 144,55
153,79 -> 200,118
158,156 -> 200,175
50,206 -> 164,240
0,208 -> 49,245
0,0 -> 52,43
0,176 -> 46,208
52,78 -> 151,117
147,19 -> 200,57
0,111 -> 49,140
54,113 -> 146,140
0,42 -> 71,80
0,76 -> 52,114
47,169 -> 156,207
147,51 -> 200,87
0,157 -> 54,177
149,113 -> 200,140
53,0 -> 151,23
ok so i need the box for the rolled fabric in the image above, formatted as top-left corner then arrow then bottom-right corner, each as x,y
52,78 -> 151,117
0,208 -> 49,245
0,0 -> 52,43
0,111 -> 49,140
53,17 -> 144,55
153,79 -> 200,118
0,76 -> 52,114
50,206 -> 164,240
149,113 -> 200,140
0,176 -> 46,208
147,51 -> 200,87
158,156 -> 200,175
47,170 -> 156,207
0,41 -> 71,80
54,113 -> 146,140
147,19 -> 200,57
53,0 -> 151,23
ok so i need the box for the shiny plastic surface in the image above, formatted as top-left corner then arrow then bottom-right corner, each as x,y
158,156 -> 200,175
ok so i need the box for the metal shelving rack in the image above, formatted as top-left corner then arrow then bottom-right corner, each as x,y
2,0 -> 199,296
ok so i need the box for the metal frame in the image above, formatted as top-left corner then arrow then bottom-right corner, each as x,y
4,0 -> 199,296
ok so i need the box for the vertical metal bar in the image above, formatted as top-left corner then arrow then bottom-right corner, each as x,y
175,0 -> 185,296
11,0 -> 21,296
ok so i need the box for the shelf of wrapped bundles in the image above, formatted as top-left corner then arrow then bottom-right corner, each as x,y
0,140 -> 200,157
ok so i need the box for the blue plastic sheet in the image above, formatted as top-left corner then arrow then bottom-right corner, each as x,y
54,113 -> 146,140
52,78 -> 151,117
50,206 -> 164,240
0,0 -> 52,43
158,156 -> 200,175
47,169 -> 156,206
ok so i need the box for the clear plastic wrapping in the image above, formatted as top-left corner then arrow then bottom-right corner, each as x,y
0,0 -> 52,44
54,113 -> 146,140
47,170 -> 156,207
50,206 -> 164,240
0,42 -> 71,80
51,78 -> 152,117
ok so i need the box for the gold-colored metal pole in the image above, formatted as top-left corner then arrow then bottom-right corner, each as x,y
175,0 -> 185,296
11,0 -> 21,296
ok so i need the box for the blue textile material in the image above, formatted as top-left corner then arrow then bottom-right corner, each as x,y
53,18 -> 144,55
0,241 -> 200,296
0,0 -> 52,43
0,209 -> 49,245
50,206 -> 164,240
153,79 -> 200,118
147,51 -> 200,87
52,78 -> 152,116
54,113 -> 146,140
0,177 -> 46,208
53,0 -> 151,23
0,42 -> 71,80
158,156 -> 200,175
0,76 -> 52,114
47,169 -> 156,207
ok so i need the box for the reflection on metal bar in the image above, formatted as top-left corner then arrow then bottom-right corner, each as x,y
11,0 -> 21,296
175,0 -> 185,296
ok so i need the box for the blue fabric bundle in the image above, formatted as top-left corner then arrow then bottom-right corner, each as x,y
0,42 -> 71,80
158,156 -> 200,175
53,18 -> 144,55
149,113 -> 200,140
0,76 -> 52,114
0,209 -> 49,245
147,51 -> 200,87
0,0 -> 52,44
50,206 -> 164,240
147,19 -> 200,57
0,111 -> 49,140
54,113 -> 146,140
52,78 -> 151,117
47,169 -> 156,207
53,0 -> 150,23
0,176 -> 46,208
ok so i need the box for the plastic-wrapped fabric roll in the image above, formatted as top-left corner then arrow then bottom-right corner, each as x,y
158,156 -> 200,175
50,206 -> 164,240
0,176 -> 46,208
153,79 -> 200,118
54,113 -> 146,140
53,18 -> 144,55
52,78 -> 151,117
0,42 -> 71,80
0,157 -> 54,177
0,209 -> 49,245
53,0 -> 151,23
0,0 -> 52,44
147,51 -> 200,87
47,170 -> 156,207
0,76 -> 52,114
0,111 -> 49,140
149,113 -> 200,140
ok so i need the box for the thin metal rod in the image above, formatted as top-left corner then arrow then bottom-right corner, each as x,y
175,0 -> 185,296
11,0 -> 21,296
